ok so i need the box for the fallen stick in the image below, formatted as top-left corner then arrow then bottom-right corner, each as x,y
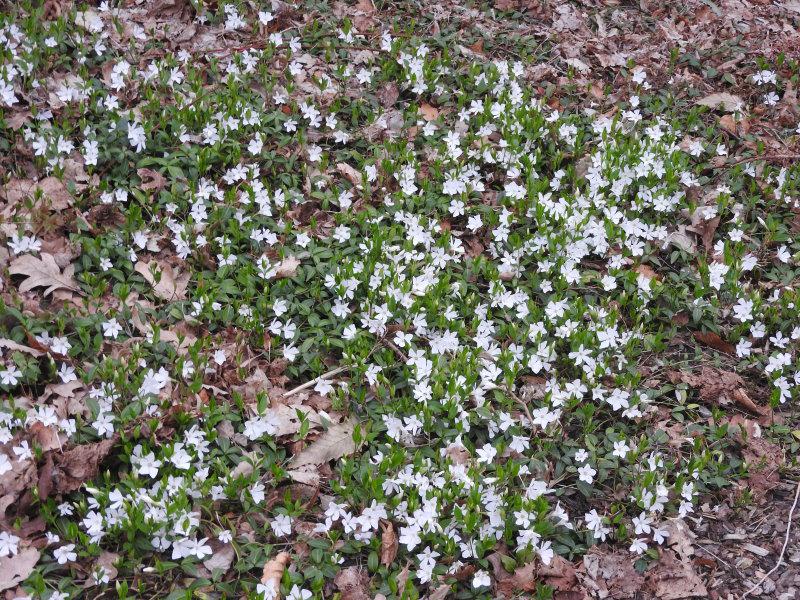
741,480 -> 800,598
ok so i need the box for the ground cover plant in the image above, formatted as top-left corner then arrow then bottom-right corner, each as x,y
0,0 -> 799,598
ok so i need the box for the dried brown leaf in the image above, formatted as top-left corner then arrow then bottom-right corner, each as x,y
380,521 -> 398,566
9,253 -> 79,297
377,82 -> 399,108
692,330 -> 735,355
644,521 -> 707,600
276,256 -> 301,278
425,585 -> 451,600
137,168 -> 167,192
696,92 -> 744,112
53,436 -> 117,493
334,565 -> 370,600
577,548 -> 644,599
488,552 -> 538,597
261,551 -> 290,597
134,260 -> 190,300
0,547 -> 40,592
0,338 -> 45,357
289,418 -> 357,469
336,162 -> 361,187
1,177 -> 72,211
419,102 -> 439,121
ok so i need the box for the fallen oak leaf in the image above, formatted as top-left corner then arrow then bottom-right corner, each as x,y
425,584 -> 451,600
487,552 -> 538,597
84,552 -> 119,587
203,541 -> 235,574
576,547 -> 644,599
668,367 -> 770,419
9,253 -> 80,297
687,215 -> 720,254
539,556 -> 581,593
261,551 -> 290,598
1,177 -> 73,211
336,162 -> 362,187
377,81 -> 399,108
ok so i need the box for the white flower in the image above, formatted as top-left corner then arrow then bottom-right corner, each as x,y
218,530 -> 233,543
472,570 -> 491,588
577,464 -> 596,484
271,514 -> 293,537
629,538 -> 648,554
0,453 -> 12,475
612,440 -> 630,459
102,318 -> 123,338
287,586 -> 312,600
476,443 -> 497,464
54,543 -> 77,564
128,121 -> 146,152
0,531 -> 20,557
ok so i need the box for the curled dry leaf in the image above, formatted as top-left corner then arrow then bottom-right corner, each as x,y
668,367 -> 769,418
203,541 -> 235,573
380,521 -> 398,566
261,552 -> 291,598
644,520 -> 707,600
9,253 -> 79,297
577,548 -> 644,600
687,215 -> 720,254
377,81 -> 399,107
89,552 -> 119,585
425,584 -> 451,600
0,547 -> 40,592
267,404 -> 322,437
487,552 -> 538,597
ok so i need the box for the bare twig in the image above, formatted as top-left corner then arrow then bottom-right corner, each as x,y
281,365 -> 350,398
382,338 -> 408,362
502,385 -> 535,430
741,480 -> 800,599
281,342 -> 380,398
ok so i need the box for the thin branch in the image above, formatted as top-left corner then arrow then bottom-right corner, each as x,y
741,480 -> 800,598
281,342 -> 380,398
281,365 -> 349,398
502,385 -> 534,430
